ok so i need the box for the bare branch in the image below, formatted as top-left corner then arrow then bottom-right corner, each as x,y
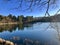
55,9 -> 60,15
2,0 -> 59,16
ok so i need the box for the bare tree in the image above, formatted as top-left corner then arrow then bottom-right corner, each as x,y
2,0 -> 60,16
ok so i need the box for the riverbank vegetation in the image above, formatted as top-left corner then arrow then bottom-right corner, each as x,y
0,14 -> 60,25
0,14 -> 34,24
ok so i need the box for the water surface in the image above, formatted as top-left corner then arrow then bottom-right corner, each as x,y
0,22 -> 60,45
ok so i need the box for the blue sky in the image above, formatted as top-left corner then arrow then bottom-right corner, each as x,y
0,0 -> 60,17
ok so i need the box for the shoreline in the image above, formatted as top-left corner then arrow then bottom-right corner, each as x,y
0,22 -> 59,25
0,22 -> 18,25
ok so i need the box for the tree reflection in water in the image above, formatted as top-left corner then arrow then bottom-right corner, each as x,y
0,23 -> 33,32
51,22 -> 60,41
0,22 -> 60,45
45,22 -> 60,41
0,22 -> 44,45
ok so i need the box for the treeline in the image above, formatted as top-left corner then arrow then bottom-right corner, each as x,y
0,14 -> 58,23
0,14 -> 33,23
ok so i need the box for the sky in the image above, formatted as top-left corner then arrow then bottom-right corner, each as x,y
0,0 -> 60,17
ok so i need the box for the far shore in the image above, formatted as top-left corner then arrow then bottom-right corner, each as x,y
0,22 -> 18,25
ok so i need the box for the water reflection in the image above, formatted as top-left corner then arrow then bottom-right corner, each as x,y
0,23 -> 33,32
49,22 -> 60,41
0,22 -> 60,45
44,22 -> 60,44
10,36 -> 41,45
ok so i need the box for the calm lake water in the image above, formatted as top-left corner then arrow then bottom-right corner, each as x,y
0,22 -> 60,45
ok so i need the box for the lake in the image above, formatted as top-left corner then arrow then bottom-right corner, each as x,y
0,22 -> 60,45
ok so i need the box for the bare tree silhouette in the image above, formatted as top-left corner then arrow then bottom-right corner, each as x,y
2,0 -> 60,16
